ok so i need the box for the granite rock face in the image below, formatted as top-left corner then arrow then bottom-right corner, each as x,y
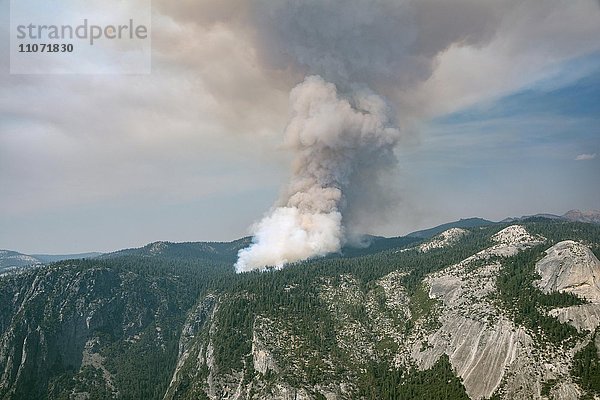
535,240 -> 600,302
409,226 -> 544,399
419,228 -> 469,252
549,304 -> 600,332
534,240 -> 600,337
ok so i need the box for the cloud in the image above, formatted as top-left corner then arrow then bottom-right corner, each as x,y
575,153 -> 597,161
408,1 -> 600,117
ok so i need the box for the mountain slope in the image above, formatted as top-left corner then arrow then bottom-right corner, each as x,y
100,238 -> 251,263
535,241 -> 600,302
0,251 -> 102,271
31,253 -> 102,263
162,222 -> 598,400
563,209 -> 600,224
500,209 -> 600,225
0,257 -> 233,399
0,250 -> 42,270
0,219 -> 599,399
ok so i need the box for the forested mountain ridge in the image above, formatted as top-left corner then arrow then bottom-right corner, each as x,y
0,251 -> 101,271
98,239 -> 252,263
1,219 -> 599,399
0,250 -> 42,270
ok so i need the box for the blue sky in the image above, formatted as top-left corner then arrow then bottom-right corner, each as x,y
396,55 -> 599,227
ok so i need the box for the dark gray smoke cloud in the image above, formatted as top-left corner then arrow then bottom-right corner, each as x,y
251,0 -> 504,91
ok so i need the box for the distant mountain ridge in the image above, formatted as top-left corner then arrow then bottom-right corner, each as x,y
32,252 -> 103,263
3,210 -> 597,269
407,210 -> 600,240
502,209 -> 600,224
500,213 -> 563,223
99,238 -> 252,263
0,250 -> 102,270
406,217 -> 495,239
0,250 -> 43,270
563,209 -> 600,224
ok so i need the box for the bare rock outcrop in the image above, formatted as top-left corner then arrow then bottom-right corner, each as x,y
405,225 -> 584,400
419,228 -> 469,252
549,304 -> 600,332
417,255 -> 531,400
535,240 -> 600,302
252,317 -> 279,374
487,225 -> 545,256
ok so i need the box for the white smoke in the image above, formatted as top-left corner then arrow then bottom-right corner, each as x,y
235,76 -> 400,272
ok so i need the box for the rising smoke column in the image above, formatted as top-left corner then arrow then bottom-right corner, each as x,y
232,0 -> 513,272
235,76 -> 400,272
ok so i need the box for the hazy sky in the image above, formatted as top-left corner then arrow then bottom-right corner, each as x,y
1,0 -> 599,254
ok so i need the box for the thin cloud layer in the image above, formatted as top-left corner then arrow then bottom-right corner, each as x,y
575,153 -> 597,161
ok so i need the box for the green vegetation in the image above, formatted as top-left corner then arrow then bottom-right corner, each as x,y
495,245 -> 585,346
397,355 -> 470,400
408,283 -> 441,331
358,355 -> 470,399
526,219 -> 600,261
358,361 -> 403,399
0,255 -> 234,400
540,378 -> 558,397
409,283 -> 438,321
571,331 -> 600,398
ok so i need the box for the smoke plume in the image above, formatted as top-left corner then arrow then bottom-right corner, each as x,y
232,0 -> 523,272
235,76 -> 400,271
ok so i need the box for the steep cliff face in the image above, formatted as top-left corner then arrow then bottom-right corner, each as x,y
0,266 -> 122,399
0,259 -> 209,400
535,241 -> 600,337
163,293 -> 348,400
535,240 -> 600,302
410,227 -> 588,400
